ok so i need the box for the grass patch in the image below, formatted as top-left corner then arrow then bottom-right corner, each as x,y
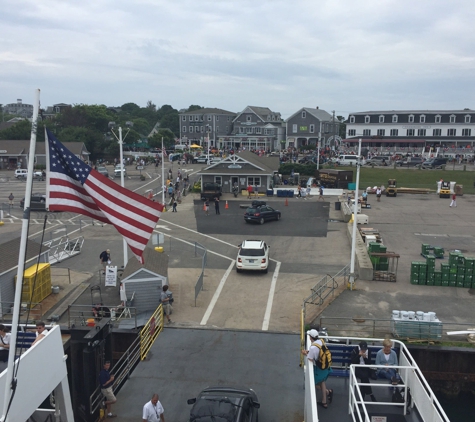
332,166 -> 475,195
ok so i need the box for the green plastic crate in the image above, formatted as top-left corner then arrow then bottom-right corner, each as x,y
411,262 -> 420,273
441,280 -> 449,287
465,257 -> 475,268
441,263 -> 450,274
450,273 -> 457,282
368,242 -> 380,253
433,247 -> 444,258
463,282 -> 472,288
421,244 -> 431,254
449,252 -> 461,266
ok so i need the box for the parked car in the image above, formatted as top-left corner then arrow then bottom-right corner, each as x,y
236,240 -> 270,273
396,157 -> 423,167
244,205 -> 281,225
14,169 -> 28,179
20,193 -> 46,210
187,386 -> 260,422
421,157 -> 447,169
97,166 -> 109,177
114,164 -> 127,177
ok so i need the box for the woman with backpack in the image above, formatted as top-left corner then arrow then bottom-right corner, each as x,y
302,329 -> 333,409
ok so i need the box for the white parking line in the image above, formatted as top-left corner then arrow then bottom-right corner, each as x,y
200,260 -> 235,326
262,261 -> 281,331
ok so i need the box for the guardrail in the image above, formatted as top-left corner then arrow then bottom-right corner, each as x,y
193,242 -> 207,306
140,304 -> 164,360
0,302 -> 43,323
67,304 -> 138,329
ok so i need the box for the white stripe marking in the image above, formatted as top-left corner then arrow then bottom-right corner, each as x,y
200,260 -> 235,326
262,261 -> 281,331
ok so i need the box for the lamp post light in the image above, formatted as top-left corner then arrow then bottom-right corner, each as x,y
349,137 -> 362,290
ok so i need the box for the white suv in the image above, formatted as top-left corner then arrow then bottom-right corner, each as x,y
236,240 -> 270,273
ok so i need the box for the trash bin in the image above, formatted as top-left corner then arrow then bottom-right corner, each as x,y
266,189 -> 273,197
335,201 -> 341,211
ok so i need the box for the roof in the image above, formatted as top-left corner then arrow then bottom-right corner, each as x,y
286,107 -> 334,122
0,140 -> 90,156
198,151 -> 279,175
349,109 -> 474,115
0,238 -> 44,275
181,108 -> 236,115
233,106 -> 282,124
121,248 -> 169,280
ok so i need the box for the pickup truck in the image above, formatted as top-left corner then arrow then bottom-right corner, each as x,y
201,182 -> 222,200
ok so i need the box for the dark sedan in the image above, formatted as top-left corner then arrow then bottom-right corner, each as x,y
20,193 -> 46,210
244,205 -> 281,225
188,386 -> 260,422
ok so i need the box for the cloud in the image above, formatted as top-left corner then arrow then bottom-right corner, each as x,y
1,0 -> 475,117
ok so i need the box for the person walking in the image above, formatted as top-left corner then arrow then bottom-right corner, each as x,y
450,192 -> 457,207
99,361 -> 117,419
376,187 -> 382,202
142,393 -> 166,422
172,199 -> 177,212
99,249 -> 111,273
318,185 -> 325,201
8,193 -> 14,206
297,185 -> 302,198
204,199 -> 209,216
214,197 -> 220,215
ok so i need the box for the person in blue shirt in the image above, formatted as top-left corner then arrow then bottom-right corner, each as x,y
375,339 -> 401,384
99,361 -> 117,418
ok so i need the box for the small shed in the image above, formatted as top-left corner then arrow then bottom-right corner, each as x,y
0,238 -> 49,316
120,248 -> 169,315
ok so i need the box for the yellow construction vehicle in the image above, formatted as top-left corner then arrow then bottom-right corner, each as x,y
386,179 -> 397,197
440,181 -> 451,198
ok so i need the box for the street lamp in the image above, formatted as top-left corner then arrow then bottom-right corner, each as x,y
349,138 -> 362,290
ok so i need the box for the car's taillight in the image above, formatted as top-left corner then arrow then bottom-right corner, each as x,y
238,258 -> 242,263
254,213 -> 260,216
261,258 -> 266,263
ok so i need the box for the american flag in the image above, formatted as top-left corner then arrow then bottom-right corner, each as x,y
45,129 -> 164,264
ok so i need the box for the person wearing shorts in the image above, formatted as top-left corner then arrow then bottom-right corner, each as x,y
160,285 -> 173,323
99,361 -> 117,418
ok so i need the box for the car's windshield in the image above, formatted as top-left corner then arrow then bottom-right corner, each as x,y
239,248 -> 265,257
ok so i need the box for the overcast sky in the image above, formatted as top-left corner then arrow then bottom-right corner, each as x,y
1,0 -> 475,119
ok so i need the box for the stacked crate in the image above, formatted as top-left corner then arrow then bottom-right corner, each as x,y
369,242 -> 380,269
16,263 -> 52,304
412,251 -> 475,288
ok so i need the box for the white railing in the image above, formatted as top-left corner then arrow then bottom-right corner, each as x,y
303,336 -> 450,422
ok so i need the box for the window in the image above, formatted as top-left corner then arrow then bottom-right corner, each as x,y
292,124 -> 297,133
182,116 -> 186,121
214,176 -> 222,185
310,124 -> 315,133
365,115 -> 370,124
433,129 -> 441,136
392,115 -> 398,123
227,117 -> 230,121
255,127 -> 261,134
363,129 -> 371,136
350,116 -> 355,123
239,127 -> 244,133
272,115 -> 275,121
390,129 -> 398,136
189,126 -> 194,133
407,129 -> 415,136
246,127 -> 253,134
225,126 -> 228,132
247,116 -> 252,122
247,177 -> 261,186
447,128 -> 456,136
208,116 -> 212,121
379,115 -> 385,123
450,115 -> 456,123
195,116 -> 199,121
377,129 -> 385,136
267,115 -> 271,121
420,115 -> 426,123
418,129 -> 426,136
348,129 -> 356,136
302,111 -> 306,118
216,126 -> 219,132
465,115 -> 471,123
408,115 -> 414,123
195,126 -> 200,133
435,115 -> 441,123
189,116 -> 193,121
462,128 -> 471,137
201,126 -> 204,133
182,126 -> 187,133
216,116 -> 219,121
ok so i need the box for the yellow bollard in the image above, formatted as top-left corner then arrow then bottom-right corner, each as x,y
155,246 -> 164,253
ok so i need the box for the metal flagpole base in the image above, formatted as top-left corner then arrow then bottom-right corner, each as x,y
348,274 -> 356,290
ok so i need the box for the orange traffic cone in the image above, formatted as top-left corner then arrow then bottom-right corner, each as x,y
203,203 -> 206,211
285,198 -> 289,206
225,201 -> 229,209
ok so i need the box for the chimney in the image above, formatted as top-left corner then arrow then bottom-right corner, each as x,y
316,106 -> 319,109
17,99 -> 22,104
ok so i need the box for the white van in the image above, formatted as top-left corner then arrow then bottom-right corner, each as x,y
337,155 -> 361,166
14,169 -> 28,178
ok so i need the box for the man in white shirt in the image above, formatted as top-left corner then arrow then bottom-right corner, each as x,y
143,393 -> 165,422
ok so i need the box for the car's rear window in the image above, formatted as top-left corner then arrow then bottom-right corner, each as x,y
246,208 -> 258,213
240,248 -> 265,257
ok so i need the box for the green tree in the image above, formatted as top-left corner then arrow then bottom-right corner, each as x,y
121,103 -> 141,114
58,126 -> 106,158
148,129 -> 175,149
337,115 -> 346,139
130,118 -> 152,136
146,100 -> 157,112
187,105 -> 203,112
0,120 -> 32,140
160,113 -> 179,137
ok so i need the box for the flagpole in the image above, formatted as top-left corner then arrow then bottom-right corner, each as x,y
161,137 -> 165,207
2,89 -> 40,421
118,127 -> 128,268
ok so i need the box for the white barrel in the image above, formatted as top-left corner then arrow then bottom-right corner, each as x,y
401,311 -> 409,320
408,311 -> 415,319
428,312 -> 436,321
392,310 -> 400,318
423,312 -> 431,321
416,311 -> 424,320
